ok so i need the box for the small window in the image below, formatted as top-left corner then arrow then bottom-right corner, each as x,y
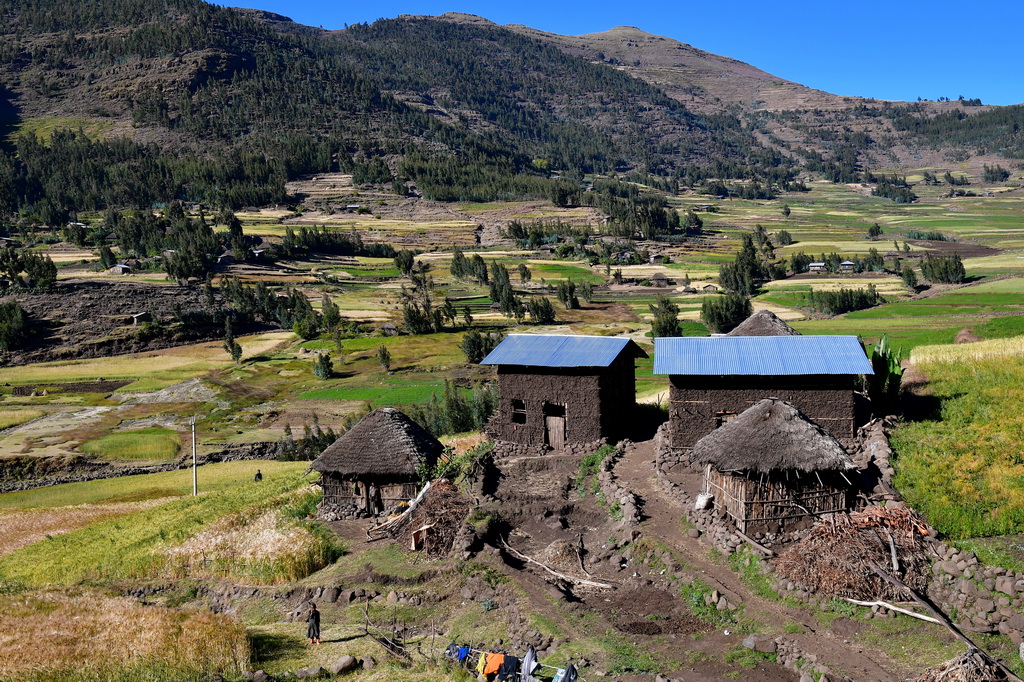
715,412 -> 737,427
511,399 -> 526,424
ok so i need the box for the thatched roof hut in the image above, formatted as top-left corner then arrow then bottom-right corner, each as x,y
693,399 -> 854,475
311,408 -> 442,520
693,399 -> 856,533
726,310 -> 801,337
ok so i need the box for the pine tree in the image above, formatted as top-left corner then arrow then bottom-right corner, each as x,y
313,352 -> 333,379
649,296 -> 681,337
223,317 -> 242,363
376,344 -> 392,371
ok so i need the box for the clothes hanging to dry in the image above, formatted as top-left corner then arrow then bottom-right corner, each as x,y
496,654 -> 519,680
520,645 -> 539,682
483,652 -> 505,676
476,652 -> 488,675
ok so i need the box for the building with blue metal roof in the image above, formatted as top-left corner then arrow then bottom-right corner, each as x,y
655,334 -> 871,450
482,334 -> 648,449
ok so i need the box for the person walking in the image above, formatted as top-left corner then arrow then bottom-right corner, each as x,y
254,469 -> 263,482
307,602 -> 321,645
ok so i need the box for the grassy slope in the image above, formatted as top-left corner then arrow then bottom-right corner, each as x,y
892,349 -> 1024,539
80,427 -> 182,462
0,464 -> 315,586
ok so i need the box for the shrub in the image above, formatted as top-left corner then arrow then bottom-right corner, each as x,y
312,352 -> 333,379
649,295 -> 681,337
0,301 -> 29,351
460,329 -> 504,363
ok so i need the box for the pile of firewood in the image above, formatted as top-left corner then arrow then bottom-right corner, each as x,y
910,649 -> 1009,682
393,480 -> 472,557
774,506 -> 934,600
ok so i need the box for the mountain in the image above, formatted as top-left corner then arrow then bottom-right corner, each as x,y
503,22 -> 850,112
0,0 -> 1021,222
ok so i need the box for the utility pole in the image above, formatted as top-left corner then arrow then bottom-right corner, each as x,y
191,415 -> 197,497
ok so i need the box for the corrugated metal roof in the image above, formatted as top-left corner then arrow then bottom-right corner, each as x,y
653,335 -> 873,375
481,334 -> 648,368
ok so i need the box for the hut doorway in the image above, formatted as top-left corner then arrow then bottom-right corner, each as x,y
543,402 -> 566,450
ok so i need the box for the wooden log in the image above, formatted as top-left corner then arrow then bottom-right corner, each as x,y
501,539 -> 614,590
866,561 -> 1023,682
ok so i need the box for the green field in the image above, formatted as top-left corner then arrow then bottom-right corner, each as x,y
0,463 -> 316,586
80,428 -> 182,462
0,460 -> 308,510
891,353 -> 1024,541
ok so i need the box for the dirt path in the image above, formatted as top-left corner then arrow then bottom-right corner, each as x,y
614,439 -> 902,681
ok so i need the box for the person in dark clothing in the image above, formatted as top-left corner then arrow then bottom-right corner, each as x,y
306,602 -> 321,645
368,483 -> 382,514
254,469 -> 263,482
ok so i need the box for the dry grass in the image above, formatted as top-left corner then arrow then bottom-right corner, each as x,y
0,409 -> 45,430
161,487 -> 339,584
0,588 -> 250,678
0,331 -> 293,385
0,499 -> 172,558
911,335 -> 1024,364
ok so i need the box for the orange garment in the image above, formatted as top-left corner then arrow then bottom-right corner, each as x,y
484,653 -> 505,676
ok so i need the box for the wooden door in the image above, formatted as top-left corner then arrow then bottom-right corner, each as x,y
545,416 -> 565,450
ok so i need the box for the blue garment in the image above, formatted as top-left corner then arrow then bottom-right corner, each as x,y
457,647 -> 470,662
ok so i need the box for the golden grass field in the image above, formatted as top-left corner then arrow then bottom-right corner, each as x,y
911,335 -> 1024,364
0,588 -> 250,678
0,498 -> 173,558
0,409 -> 45,430
0,331 -> 294,386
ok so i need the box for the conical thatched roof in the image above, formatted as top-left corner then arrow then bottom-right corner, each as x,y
310,408 -> 442,478
727,310 -> 801,337
692,399 -> 854,474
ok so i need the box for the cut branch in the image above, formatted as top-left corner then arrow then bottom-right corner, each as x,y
501,539 -> 614,589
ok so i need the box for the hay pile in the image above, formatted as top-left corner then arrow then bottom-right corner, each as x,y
909,649 -> 1008,682
393,480 -> 472,557
539,539 -> 584,573
774,506 -> 933,600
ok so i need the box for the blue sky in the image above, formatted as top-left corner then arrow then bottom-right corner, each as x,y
241,0 -> 1023,106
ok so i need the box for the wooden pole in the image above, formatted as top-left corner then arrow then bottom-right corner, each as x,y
191,415 -> 197,497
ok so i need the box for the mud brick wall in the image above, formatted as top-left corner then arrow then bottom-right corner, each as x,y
668,374 -> 857,449
489,355 -> 637,447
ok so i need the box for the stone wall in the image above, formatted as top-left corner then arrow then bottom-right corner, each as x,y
667,374 -> 857,449
594,440 -> 641,528
490,438 -> 607,460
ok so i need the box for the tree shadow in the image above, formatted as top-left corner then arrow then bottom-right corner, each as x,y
249,630 -> 306,664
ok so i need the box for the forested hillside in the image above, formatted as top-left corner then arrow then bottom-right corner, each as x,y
0,0 -> 1022,223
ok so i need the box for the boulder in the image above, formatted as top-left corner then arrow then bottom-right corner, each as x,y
742,633 -> 777,654
330,655 -> 359,675
323,587 -> 340,603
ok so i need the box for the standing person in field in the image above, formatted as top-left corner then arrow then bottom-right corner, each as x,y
307,602 -> 321,645
254,469 -> 262,482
